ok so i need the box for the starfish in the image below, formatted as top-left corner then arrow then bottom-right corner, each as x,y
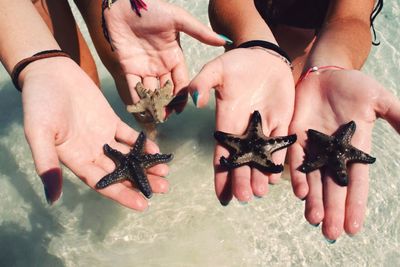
126,80 -> 174,123
95,132 -> 173,198
214,110 -> 297,173
299,121 -> 376,186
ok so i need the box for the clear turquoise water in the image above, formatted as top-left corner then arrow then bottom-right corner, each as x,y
0,1 -> 399,266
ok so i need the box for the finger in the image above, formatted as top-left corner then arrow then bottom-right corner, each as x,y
148,174 -> 169,194
288,143 -> 309,199
344,164 -> 369,236
26,129 -> 62,205
125,73 -> 142,103
375,89 -> 400,133
322,175 -> 347,241
250,168 -> 269,197
173,7 -> 228,46
116,120 -> 160,153
172,61 -> 189,93
268,125 -> 291,184
143,76 -> 159,91
304,171 -> 324,225
214,145 -> 233,205
188,58 -> 223,108
160,73 -> 173,90
77,163 -> 148,211
231,166 -> 252,203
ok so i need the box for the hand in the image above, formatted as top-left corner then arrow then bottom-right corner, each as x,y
21,57 -> 169,211
103,0 -> 227,114
289,68 -> 400,240
188,48 -> 294,205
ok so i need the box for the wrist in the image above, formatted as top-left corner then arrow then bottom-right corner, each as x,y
18,56 -> 75,91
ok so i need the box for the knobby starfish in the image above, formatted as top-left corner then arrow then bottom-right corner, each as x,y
299,121 -> 376,186
95,132 -> 173,198
126,80 -> 174,123
214,110 -> 297,173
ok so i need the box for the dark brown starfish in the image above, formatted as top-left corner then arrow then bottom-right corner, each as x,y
299,121 -> 376,186
95,132 -> 173,198
214,111 -> 297,173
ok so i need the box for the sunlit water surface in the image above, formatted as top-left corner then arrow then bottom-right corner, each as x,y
0,1 -> 399,266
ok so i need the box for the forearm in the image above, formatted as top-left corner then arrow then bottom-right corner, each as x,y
0,0 -> 60,73
306,0 -> 374,69
208,0 -> 276,45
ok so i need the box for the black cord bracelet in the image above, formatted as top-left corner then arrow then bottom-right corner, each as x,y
237,40 -> 292,66
11,50 -> 71,92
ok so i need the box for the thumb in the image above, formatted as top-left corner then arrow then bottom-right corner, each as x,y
188,58 -> 224,108
174,7 -> 232,46
26,129 -> 62,205
375,88 -> 400,134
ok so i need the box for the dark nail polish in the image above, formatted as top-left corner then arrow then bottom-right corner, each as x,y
40,168 -> 63,205
191,90 -> 199,107
311,223 -> 320,227
325,238 -> 336,244
254,195 -> 263,199
220,200 -> 230,206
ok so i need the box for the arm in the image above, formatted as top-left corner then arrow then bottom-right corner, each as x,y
306,0 -> 375,69
0,0 -> 60,74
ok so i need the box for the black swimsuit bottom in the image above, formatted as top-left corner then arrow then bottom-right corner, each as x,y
254,0 -> 330,29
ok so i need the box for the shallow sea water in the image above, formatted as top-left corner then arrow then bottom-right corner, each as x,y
0,1 -> 399,266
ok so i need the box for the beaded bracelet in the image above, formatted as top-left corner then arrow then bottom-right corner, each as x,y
102,0 -> 148,48
237,40 -> 292,69
11,50 -> 71,92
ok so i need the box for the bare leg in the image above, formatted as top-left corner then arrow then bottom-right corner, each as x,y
32,0 -> 100,86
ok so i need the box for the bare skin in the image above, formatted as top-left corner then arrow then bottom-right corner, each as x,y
207,0 -> 400,240
0,0 -> 168,210
74,0 -> 227,114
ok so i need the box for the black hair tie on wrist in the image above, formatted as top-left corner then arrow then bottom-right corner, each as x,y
237,40 -> 292,64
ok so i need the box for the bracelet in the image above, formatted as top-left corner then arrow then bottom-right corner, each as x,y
237,40 -> 292,68
102,0 -> 148,49
11,50 -> 71,92
295,65 -> 345,87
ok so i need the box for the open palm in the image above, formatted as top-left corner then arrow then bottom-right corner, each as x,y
289,69 -> 400,240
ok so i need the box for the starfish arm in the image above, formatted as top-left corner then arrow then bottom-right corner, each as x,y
103,144 -> 126,165
142,153 -> 174,168
331,158 -> 349,186
251,161 -> 283,173
334,121 -> 356,144
135,82 -> 151,99
126,102 -> 147,113
247,111 -> 265,137
219,156 -> 247,170
268,134 -> 297,154
131,131 -> 147,155
346,148 -> 376,164
95,167 -> 128,189
129,164 -> 153,198
214,131 -> 242,152
307,129 -> 332,145
299,155 -> 328,173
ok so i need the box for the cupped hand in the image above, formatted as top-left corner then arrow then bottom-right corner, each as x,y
21,57 -> 170,211
289,68 -> 400,240
188,48 -> 294,205
103,0 -> 227,113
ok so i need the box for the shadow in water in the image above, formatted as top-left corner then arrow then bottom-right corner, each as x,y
0,82 -> 23,136
0,143 -> 64,266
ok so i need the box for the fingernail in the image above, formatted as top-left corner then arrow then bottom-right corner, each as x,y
254,195 -> 263,199
311,223 -> 320,227
191,90 -> 199,107
239,201 -> 248,205
40,168 -> 63,205
218,34 -> 233,45
325,238 -> 336,244
220,200 -> 230,206
301,197 -> 306,201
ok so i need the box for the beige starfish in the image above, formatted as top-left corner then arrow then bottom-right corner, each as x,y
126,80 -> 174,123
